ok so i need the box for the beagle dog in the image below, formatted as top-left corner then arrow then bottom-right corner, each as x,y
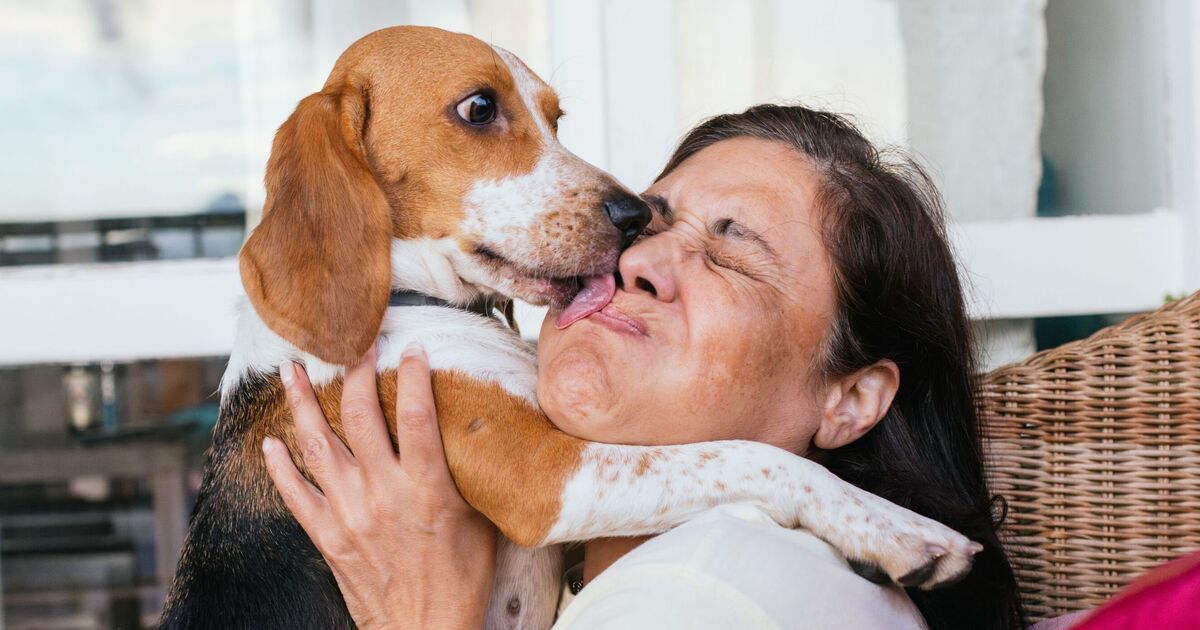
160,26 -> 979,630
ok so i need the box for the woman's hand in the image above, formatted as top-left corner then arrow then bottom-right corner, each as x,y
262,344 -> 497,630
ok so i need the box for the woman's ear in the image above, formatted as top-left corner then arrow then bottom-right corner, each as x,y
813,359 -> 900,450
240,77 -> 394,366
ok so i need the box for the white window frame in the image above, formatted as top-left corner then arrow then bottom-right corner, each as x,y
0,0 -> 1196,366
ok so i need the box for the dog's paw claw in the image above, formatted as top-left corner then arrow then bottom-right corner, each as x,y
848,559 -> 892,585
898,559 -> 938,587
917,551 -> 977,591
823,494 -> 983,590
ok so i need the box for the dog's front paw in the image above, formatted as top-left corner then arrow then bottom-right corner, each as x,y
823,492 -> 982,590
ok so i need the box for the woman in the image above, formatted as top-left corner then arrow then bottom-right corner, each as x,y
262,105 -> 1026,629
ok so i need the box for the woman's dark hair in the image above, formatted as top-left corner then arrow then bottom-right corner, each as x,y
657,104 -> 1026,630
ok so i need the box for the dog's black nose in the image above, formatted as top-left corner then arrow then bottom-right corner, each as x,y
603,195 -> 652,248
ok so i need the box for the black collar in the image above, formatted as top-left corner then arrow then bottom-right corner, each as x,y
388,289 -> 498,319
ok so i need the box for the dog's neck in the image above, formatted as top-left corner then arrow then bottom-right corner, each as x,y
387,288 -> 498,318
221,293 -> 537,404
389,237 -> 496,306
219,237 -> 523,401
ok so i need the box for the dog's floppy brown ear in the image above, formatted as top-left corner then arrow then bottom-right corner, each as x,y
240,79 -> 392,366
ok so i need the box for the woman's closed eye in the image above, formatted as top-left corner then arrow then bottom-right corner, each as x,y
705,244 -> 756,276
635,224 -> 760,277
707,217 -> 782,278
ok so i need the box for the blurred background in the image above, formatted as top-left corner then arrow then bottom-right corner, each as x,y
1,0 -> 1197,627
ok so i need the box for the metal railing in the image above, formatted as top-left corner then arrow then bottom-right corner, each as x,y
0,212 -> 246,267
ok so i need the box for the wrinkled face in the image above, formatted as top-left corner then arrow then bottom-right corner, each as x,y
536,138 -> 839,452
348,28 -> 648,306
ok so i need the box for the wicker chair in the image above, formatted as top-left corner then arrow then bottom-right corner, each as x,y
978,291 -> 1200,623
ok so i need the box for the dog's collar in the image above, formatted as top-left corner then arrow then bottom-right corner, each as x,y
388,289 -> 498,319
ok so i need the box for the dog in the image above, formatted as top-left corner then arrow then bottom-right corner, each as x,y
160,26 -> 980,630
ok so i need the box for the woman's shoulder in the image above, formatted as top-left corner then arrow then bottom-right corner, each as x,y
555,504 -> 926,630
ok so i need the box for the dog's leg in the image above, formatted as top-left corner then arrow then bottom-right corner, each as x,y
539,441 -> 982,590
427,371 -> 980,591
485,538 -> 562,630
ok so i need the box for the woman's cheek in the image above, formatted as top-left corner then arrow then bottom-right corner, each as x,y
537,343 -> 622,440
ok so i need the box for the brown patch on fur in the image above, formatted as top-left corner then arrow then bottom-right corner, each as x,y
226,368 -> 587,548
240,79 -> 392,366
425,371 -> 586,547
536,89 -> 562,128
634,453 -> 654,477
220,377 -> 308,519
633,448 -> 665,477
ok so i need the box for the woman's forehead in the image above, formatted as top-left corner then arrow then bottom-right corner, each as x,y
649,139 -> 823,241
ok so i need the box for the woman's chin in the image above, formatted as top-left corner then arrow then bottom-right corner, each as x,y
541,399 -> 621,443
537,345 -> 628,441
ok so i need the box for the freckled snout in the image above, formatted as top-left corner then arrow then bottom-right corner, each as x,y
603,194 -> 652,248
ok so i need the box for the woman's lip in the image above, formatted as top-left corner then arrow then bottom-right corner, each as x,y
591,304 -> 648,336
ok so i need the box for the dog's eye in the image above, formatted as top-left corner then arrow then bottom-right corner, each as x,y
457,93 -> 497,125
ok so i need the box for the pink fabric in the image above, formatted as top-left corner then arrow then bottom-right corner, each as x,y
1069,550 -> 1200,630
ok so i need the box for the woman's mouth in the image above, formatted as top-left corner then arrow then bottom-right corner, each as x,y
591,304 -> 648,336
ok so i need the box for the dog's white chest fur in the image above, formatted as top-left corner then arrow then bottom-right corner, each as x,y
223,237 -> 540,405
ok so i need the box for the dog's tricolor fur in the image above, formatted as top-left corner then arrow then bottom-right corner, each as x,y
161,26 -> 980,630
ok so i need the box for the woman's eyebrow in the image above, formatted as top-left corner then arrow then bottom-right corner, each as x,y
643,194 -> 674,223
710,217 -> 780,260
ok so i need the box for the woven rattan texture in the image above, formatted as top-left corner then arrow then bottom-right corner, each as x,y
978,292 -> 1200,621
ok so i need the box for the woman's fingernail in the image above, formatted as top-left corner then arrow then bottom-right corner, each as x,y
402,341 -> 425,359
262,436 -> 276,452
279,361 -> 295,386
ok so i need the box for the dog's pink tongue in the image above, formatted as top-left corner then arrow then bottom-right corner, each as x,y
555,275 -> 616,329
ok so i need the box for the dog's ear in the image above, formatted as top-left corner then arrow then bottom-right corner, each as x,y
240,79 -> 392,366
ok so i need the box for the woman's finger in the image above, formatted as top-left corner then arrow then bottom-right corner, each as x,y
339,346 -> 395,466
281,361 -> 353,490
394,343 -> 452,482
262,435 -> 330,533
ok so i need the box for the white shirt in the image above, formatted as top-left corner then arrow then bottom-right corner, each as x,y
554,504 -> 927,630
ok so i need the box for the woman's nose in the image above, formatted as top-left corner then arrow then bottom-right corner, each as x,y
617,237 -> 676,302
